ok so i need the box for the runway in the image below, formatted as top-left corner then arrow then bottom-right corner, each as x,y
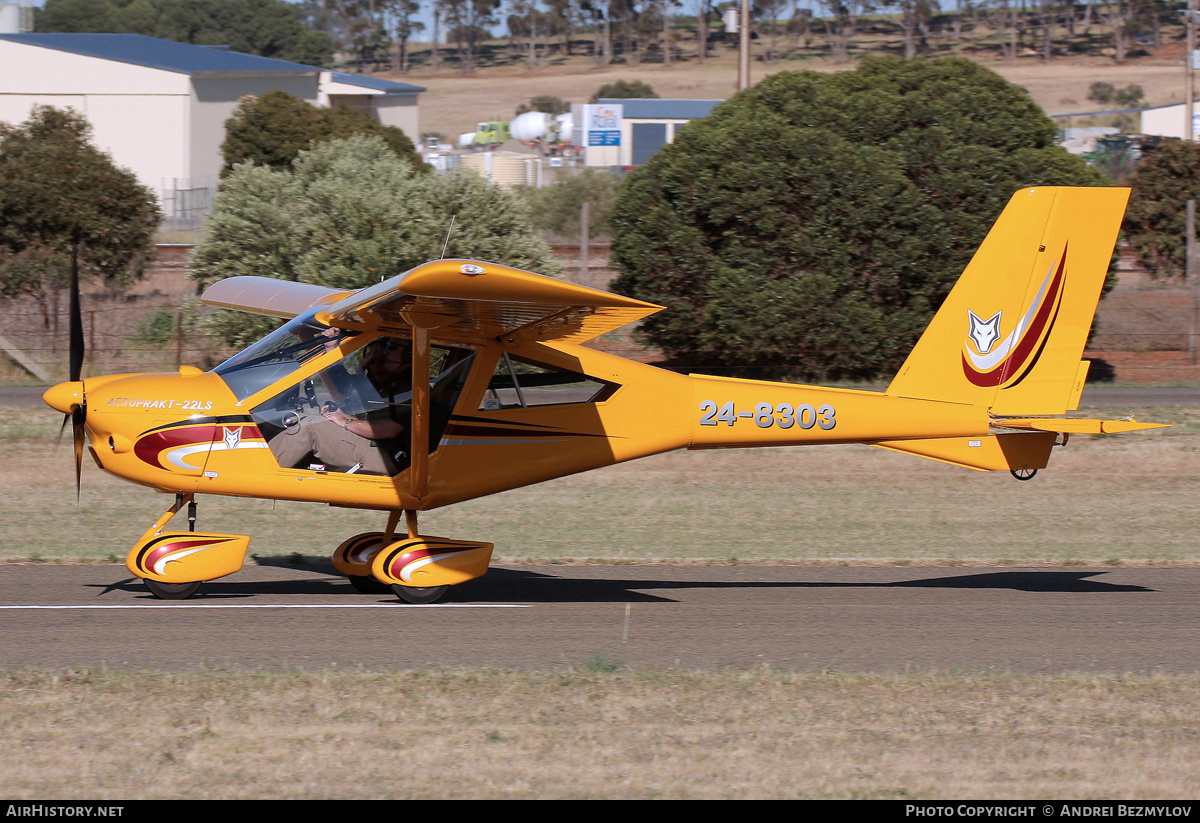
2,563 -> 1197,673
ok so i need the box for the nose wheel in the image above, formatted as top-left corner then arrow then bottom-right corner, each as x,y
144,579 -> 202,600
391,584 -> 449,604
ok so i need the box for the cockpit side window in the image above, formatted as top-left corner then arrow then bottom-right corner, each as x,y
479,353 -> 617,410
248,336 -> 476,477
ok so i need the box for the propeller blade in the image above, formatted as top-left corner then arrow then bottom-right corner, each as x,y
68,243 -> 83,383
72,406 -> 85,502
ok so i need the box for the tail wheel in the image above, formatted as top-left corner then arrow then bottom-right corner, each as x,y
1011,467 -> 1038,481
144,580 -> 202,600
391,584 -> 449,604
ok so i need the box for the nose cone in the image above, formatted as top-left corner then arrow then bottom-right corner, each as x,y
44,381 -> 85,414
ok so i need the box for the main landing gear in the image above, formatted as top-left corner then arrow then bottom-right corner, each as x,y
332,510 -> 493,604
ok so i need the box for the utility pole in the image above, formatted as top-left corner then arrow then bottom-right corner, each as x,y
529,1 -> 537,69
738,0 -> 750,91
722,0 -> 750,90
1187,2 -> 1198,140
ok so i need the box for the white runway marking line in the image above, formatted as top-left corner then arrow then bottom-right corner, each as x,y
0,604 -> 530,610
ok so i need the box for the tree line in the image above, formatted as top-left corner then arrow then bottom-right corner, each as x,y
5,46 -> 1200,381
37,0 -> 1189,72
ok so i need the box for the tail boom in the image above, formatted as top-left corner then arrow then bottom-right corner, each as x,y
688,375 -> 988,449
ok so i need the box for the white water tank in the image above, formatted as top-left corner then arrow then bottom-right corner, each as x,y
554,112 -> 574,139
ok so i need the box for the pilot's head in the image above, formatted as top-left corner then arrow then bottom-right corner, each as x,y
362,337 -> 412,386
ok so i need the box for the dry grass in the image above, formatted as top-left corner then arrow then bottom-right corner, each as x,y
1,667 -> 1198,799
4,402 -> 1198,565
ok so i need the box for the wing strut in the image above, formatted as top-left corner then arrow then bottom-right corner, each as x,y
409,326 -> 430,501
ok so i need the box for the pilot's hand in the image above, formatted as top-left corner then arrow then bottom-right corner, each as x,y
321,404 -> 350,428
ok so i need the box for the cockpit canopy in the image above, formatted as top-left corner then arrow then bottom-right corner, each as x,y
212,310 -> 356,402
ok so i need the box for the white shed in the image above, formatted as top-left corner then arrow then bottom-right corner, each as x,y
1140,103 -> 1197,140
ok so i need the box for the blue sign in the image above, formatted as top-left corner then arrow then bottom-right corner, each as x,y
588,130 -> 620,146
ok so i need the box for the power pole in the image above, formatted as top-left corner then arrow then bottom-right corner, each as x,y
1187,2 -> 1198,140
738,0 -> 750,91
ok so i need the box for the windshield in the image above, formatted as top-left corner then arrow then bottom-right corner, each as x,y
212,310 -> 356,402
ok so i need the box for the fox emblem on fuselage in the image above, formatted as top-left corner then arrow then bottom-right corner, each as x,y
223,426 -> 242,450
966,310 -> 1002,355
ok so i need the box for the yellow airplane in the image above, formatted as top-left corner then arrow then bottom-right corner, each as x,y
43,186 -> 1165,602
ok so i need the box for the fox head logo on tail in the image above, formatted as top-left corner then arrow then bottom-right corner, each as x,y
967,310 -> 1002,355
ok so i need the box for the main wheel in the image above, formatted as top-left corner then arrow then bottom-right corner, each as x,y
348,575 -> 391,594
391,584 -> 449,604
144,579 -> 202,600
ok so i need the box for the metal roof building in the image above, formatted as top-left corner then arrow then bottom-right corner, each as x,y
319,70 -> 423,138
595,98 -> 722,166
0,33 -> 423,227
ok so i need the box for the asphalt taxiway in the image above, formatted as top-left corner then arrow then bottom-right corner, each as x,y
1,563 -> 1197,673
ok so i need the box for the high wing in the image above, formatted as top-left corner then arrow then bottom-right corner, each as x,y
199,277 -> 353,319
201,259 -> 663,345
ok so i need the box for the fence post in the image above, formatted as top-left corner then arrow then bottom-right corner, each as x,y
1190,200 -> 1198,365
580,202 -> 590,284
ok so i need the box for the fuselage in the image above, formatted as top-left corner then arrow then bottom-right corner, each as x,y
47,312 -> 990,513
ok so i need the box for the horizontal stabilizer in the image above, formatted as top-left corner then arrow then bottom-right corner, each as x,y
995,417 -> 1170,435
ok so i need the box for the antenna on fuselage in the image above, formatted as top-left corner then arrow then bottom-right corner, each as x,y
440,214 -> 456,259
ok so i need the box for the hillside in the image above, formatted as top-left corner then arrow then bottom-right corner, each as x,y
379,35 -> 1194,141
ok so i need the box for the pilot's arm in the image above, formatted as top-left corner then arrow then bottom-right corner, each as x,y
320,404 -> 403,440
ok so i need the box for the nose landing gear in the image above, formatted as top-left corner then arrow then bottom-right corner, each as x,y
126,494 -> 249,600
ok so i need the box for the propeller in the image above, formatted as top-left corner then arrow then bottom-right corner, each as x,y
51,244 -> 86,500
69,245 -> 85,498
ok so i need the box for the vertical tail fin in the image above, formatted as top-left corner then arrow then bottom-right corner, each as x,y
886,187 -> 1129,415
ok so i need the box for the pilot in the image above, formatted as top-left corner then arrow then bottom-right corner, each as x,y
269,336 -> 413,475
